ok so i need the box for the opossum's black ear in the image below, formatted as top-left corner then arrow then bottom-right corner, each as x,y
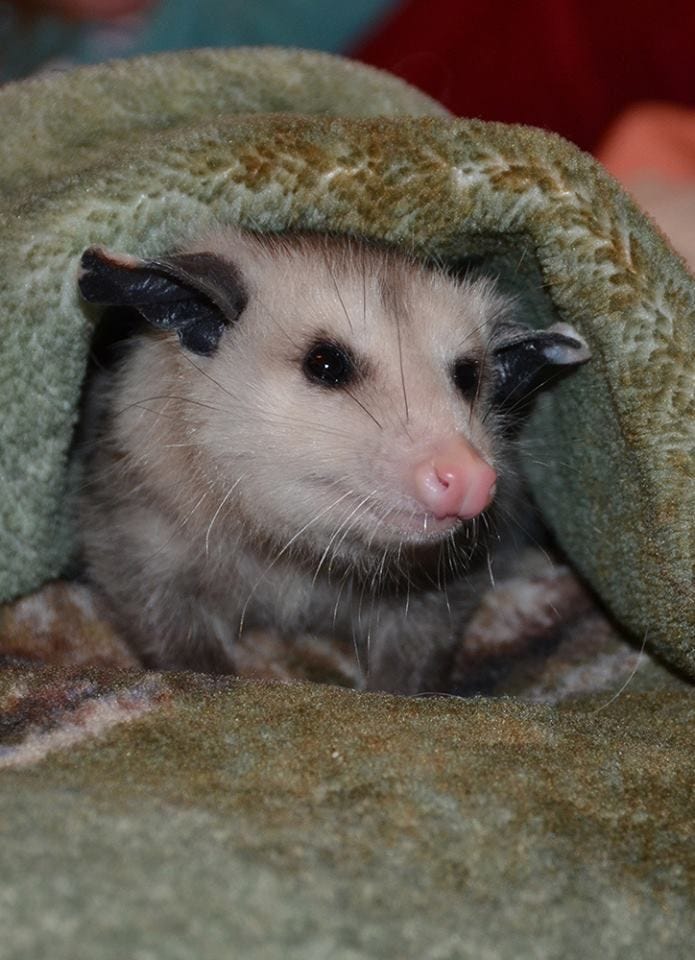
78,247 -> 248,356
491,322 -> 591,419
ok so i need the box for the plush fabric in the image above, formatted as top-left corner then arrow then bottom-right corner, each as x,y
1,661 -> 693,959
1,570 -> 692,957
0,47 -> 692,673
0,46 -> 693,957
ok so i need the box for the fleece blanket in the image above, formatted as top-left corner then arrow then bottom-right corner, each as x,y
0,47 -> 692,671
0,48 -> 693,958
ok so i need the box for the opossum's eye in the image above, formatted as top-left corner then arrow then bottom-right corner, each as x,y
452,358 -> 480,399
303,340 -> 357,388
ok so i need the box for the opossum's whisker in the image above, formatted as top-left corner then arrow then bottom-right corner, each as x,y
491,500 -> 555,567
485,547 -> 496,589
238,489 -> 355,638
376,542 -> 392,594
394,309 -> 411,430
512,435 -> 573,472
486,298 -> 516,328
516,455 -> 557,470
327,259 -> 354,333
328,491 -> 381,572
435,544 -> 453,618
311,490 -> 378,586
181,354 -> 239,404
263,413 -> 360,443
361,258 -> 367,330
343,386 -> 383,430
113,395 -> 220,418
394,540 -> 404,579
363,501 -> 393,554
357,575 -> 371,682
252,292 -> 303,350
454,312 -> 496,353
452,537 -> 472,584
182,490 -> 210,525
162,442 -> 205,449
484,372 -> 561,424
435,536 -> 448,591
470,334 -> 494,425
205,474 -> 246,558
592,629 -> 649,713
509,248 -> 527,275
331,570 -> 351,629
478,510 -> 493,537
334,575 -> 366,684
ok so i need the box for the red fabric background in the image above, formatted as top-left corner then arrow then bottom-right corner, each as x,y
352,0 -> 695,151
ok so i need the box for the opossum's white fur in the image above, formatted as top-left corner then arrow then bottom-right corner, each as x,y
79,230 -> 538,692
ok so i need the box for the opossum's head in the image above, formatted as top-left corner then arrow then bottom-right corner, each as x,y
79,230 -> 589,561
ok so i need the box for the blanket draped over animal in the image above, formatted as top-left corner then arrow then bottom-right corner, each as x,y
0,49 -> 692,958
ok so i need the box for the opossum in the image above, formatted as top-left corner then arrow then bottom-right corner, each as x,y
76,228 -> 590,694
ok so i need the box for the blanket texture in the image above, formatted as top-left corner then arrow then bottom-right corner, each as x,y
0,48 -> 692,674
0,48 -> 693,958
1,663 -> 692,960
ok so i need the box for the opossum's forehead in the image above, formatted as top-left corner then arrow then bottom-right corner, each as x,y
195,230 -> 505,360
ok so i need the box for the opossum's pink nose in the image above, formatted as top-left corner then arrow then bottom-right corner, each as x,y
413,440 -> 497,520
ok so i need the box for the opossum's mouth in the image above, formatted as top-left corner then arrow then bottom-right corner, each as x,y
319,485 -> 467,545
364,504 -> 464,544
309,478 -> 489,548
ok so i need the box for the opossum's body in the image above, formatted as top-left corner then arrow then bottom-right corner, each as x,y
78,230 -> 589,693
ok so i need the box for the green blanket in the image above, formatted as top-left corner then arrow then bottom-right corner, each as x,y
1,667 -> 692,960
0,48 -> 693,958
0,47 -> 692,673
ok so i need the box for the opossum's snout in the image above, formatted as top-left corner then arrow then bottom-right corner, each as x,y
412,438 -> 497,521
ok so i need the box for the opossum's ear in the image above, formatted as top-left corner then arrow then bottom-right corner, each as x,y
491,322 -> 591,418
78,247 -> 248,356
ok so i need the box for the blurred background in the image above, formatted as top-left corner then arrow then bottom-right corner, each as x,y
3,0 -> 695,265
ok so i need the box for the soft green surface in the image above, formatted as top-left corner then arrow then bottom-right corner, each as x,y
0,47 -> 692,674
1,669 -> 693,959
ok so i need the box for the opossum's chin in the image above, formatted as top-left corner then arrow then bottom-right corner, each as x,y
287,512 -> 462,568
362,507 -> 463,546
293,480 -> 474,550
320,498 -> 465,550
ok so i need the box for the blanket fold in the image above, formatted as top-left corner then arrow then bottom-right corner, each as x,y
0,48 -> 692,674
1,666 -> 693,959
0,47 -> 693,960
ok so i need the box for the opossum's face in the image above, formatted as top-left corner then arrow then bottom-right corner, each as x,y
79,231 -> 589,559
